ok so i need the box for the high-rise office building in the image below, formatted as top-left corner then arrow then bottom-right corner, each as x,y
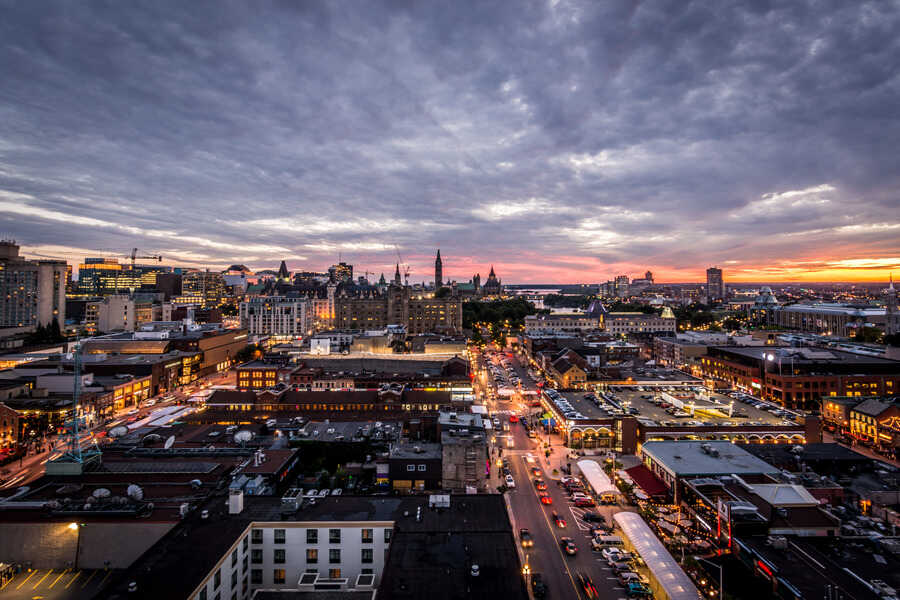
328,262 -> 353,283
0,240 -> 66,328
706,267 -> 725,304
180,270 -> 228,308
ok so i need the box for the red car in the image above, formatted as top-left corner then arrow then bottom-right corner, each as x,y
531,467 -> 543,478
574,497 -> 596,508
552,511 -> 566,528
578,572 -> 598,599
533,479 -> 547,491
539,493 -> 553,505
509,414 -> 519,423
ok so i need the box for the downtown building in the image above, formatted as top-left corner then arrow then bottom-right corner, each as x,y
0,240 -> 66,330
334,285 -> 463,335
240,296 -> 311,339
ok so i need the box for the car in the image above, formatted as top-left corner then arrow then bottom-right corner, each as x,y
524,454 -> 536,464
531,573 -> 548,599
552,511 -> 566,528
539,492 -> 553,505
589,525 -> 612,537
531,467 -> 543,478
144,399 -> 156,407
501,467 -> 511,476
505,475 -> 515,488
601,547 -> 628,561
577,572 -> 598,599
574,497 -> 596,508
519,528 -> 533,548
580,511 -> 604,522
618,572 -> 646,586
559,537 -> 577,555
509,414 -> 518,423
625,582 -> 653,597
533,479 -> 547,491
609,560 -> 633,572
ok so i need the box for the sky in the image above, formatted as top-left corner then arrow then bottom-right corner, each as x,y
1,1 -> 899,284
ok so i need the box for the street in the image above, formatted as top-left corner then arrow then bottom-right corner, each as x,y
0,370 -> 234,491
478,349 -> 639,600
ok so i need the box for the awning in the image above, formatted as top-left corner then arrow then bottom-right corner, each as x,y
625,464 -> 668,497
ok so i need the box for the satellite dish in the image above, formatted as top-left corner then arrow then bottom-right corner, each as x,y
92,488 -> 111,499
164,435 -> 175,449
109,426 -> 129,438
127,484 -> 144,501
234,430 -> 254,443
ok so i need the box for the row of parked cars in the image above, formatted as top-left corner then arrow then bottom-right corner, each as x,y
544,389 -> 588,420
728,390 -> 799,421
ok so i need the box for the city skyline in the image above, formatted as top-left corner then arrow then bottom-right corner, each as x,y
2,2 -> 899,283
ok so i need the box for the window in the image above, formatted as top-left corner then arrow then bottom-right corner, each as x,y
231,549 -> 238,568
307,529 -> 318,544
328,569 -> 341,579
406,464 -> 415,472
418,464 -> 426,471
251,529 -> 263,544
384,528 -> 392,543
306,549 -> 318,564
231,570 -> 237,588
251,570 -> 262,584
200,588 -> 208,600
362,568 -> 373,575
361,528 -> 373,543
242,536 -> 248,553
329,549 -> 341,564
274,529 -> 286,544
362,548 -> 373,564
329,529 -> 341,544
273,569 -> 286,584
242,555 -> 248,573
251,549 -> 262,564
214,569 -> 221,589
274,549 -> 285,564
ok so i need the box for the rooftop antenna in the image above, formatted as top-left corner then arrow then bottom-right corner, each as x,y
53,340 -> 102,471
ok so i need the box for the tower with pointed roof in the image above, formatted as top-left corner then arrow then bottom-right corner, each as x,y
885,274 -> 899,336
434,249 -> 443,289
482,265 -> 502,296
394,263 -> 401,286
276,260 -> 290,282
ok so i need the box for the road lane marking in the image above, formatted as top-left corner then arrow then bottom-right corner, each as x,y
15,569 -> 37,589
33,569 -> 53,589
0,574 -> 14,590
81,569 -> 98,588
48,568 -> 70,588
65,570 -> 82,588
99,569 -> 113,587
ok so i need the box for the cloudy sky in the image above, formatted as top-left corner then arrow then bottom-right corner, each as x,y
2,1 -> 899,284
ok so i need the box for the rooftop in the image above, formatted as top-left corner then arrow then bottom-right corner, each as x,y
642,441 -> 780,477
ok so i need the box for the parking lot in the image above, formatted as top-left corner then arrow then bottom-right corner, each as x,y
559,387 -> 795,428
0,567 -> 116,600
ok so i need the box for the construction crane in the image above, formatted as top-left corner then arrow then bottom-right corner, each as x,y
394,245 -> 410,286
128,248 -> 162,269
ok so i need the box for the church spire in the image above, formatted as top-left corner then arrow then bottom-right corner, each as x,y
434,249 -> 443,288
394,263 -> 401,285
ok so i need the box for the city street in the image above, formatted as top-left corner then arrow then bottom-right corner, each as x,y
481,350 -> 639,600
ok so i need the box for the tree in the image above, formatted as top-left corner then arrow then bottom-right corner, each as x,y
853,326 -> 883,344
234,343 -> 262,363
434,286 -> 451,299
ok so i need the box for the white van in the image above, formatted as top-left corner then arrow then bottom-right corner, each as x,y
595,535 -> 624,547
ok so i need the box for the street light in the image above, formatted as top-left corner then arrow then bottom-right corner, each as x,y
695,556 -> 723,600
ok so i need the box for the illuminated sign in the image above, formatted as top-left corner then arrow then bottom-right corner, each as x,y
751,381 -> 761,390
233,333 -> 248,341
165,361 -> 181,369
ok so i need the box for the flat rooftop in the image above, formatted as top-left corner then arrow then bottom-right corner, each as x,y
642,441 -> 780,477
100,494 -> 515,600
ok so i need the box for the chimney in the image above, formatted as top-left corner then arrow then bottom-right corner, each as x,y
229,489 -> 244,514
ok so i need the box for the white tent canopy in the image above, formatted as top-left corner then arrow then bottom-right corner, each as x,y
614,511 -> 701,600
577,460 -> 619,496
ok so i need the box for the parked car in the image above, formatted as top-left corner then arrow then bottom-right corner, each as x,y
580,511 -> 604,522
574,497 -> 596,508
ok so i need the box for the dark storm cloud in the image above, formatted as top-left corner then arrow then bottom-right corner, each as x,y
1,0 -> 898,281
